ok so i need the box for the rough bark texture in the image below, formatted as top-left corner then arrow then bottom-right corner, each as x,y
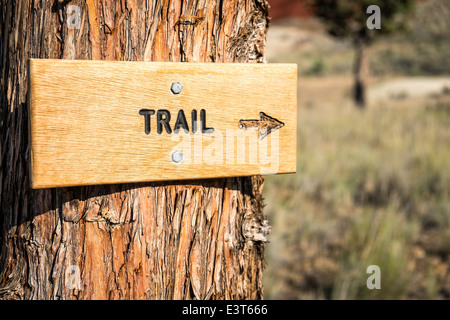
0,0 -> 270,300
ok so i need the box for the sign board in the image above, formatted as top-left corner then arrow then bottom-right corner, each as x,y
28,59 -> 297,188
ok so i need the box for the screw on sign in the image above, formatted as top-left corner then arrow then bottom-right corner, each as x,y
172,150 -> 183,163
171,82 -> 183,94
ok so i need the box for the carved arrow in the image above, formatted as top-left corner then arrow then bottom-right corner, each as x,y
239,112 -> 285,140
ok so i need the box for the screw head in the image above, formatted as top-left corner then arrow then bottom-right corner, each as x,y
171,82 -> 183,95
171,151 -> 183,163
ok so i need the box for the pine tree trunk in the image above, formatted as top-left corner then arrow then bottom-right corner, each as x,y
0,0 -> 270,300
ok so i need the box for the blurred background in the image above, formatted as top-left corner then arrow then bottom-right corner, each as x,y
262,0 -> 450,299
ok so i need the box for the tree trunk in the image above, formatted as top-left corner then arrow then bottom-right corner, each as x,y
0,0 -> 269,300
353,37 -> 368,108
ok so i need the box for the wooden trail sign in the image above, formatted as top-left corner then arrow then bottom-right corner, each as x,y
28,59 -> 297,189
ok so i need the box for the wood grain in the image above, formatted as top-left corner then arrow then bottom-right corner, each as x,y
29,59 -> 297,189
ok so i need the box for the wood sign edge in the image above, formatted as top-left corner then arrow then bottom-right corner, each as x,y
28,59 -> 298,189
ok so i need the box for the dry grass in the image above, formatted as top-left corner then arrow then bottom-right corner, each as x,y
263,79 -> 450,299
262,0 -> 450,299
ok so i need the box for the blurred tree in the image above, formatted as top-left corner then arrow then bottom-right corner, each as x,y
308,0 -> 415,107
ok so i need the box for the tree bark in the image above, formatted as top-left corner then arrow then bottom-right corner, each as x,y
0,0 -> 270,300
353,37 -> 368,108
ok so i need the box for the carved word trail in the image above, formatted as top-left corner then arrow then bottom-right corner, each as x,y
139,109 -> 215,135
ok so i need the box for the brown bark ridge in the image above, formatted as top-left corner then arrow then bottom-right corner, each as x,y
0,0 -> 270,300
